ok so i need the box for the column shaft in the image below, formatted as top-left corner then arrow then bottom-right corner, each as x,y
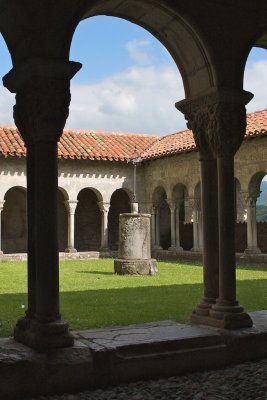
169,206 -> 176,249
151,207 -> 156,249
0,200 -> 5,254
245,196 -> 261,253
26,145 -> 36,318
35,141 -> 60,322
65,201 -> 78,253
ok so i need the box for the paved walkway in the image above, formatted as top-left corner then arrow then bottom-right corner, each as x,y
32,358 -> 267,400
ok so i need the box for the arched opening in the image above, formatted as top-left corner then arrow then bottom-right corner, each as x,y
108,189 -> 131,250
152,186 -> 170,250
235,178 -> 247,253
75,188 -> 102,251
58,189 -> 68,252
2,187 -> 27,254
257,174 -> 267,253
172,183 -> 191,251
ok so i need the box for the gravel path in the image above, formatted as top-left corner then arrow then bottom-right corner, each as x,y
32,358 -> 267,400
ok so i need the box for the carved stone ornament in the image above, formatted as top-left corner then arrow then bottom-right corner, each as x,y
3,59 -> 82,146
176,88 -> 253,159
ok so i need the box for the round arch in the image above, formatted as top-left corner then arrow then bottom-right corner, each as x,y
74,0 -> 215,98
75,188 -> 102,251
2,186 -> 27,254
108,188 -> 131,250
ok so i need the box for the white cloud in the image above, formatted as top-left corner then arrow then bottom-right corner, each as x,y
125,39 -> 151,65
67,65 -> 186,134
0,87 -> 15,126
244,60 -> 267,112
1,59 -> 266,136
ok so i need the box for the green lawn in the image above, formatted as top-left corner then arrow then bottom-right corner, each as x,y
0,259 -> 266,337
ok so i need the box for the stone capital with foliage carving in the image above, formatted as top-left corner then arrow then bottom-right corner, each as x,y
3,58 -> 81,146
176,88 -> 253,159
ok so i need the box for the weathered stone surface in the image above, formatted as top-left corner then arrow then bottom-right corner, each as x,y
115,213 -> 158,275
114,258 -> 158,275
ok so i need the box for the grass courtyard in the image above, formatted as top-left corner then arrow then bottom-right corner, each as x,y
0,259 -> 266,337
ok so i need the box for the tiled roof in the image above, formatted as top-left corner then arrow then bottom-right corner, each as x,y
142,108 -> 267,160
0,109 -> 266,161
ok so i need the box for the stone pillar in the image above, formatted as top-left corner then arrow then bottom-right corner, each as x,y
177,87 -> 253,329
175,202 -> 183,251
244,193 -> 261,254
114,213 -> 158,275
168,203 -> 176,251
151,206 -> 156,249
154,206 -> 162,250
65,200 -> 78,253
98,201 -> 110,251
0,200 -> 5,254
3,58 -> 81,349
189,198 -> 201,252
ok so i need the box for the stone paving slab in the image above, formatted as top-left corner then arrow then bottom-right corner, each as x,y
0,311 -> 266,399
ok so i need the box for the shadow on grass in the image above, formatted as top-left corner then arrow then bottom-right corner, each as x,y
77,270 -> 115,276
0,279 -> 266,337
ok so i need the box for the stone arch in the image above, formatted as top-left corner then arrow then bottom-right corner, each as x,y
172,183 -> 191,251
234,178 -> 247,253
75,188 -> 102,251
248,171 -> 267,253
2,186 -> 27,253
108,188 -> 131,250
152,186 -> 171,250
73,1 -> 215,98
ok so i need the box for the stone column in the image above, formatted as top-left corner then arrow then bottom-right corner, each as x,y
189,198 -> 201,252
175,202 -> 183,251
150,206 -> 156,249
154,206 -> 162,250
3,58 -> 81,349
177,87 -> 253,329
65,200 -> 78,253
168,203 -> 176,251
0,200 -> 5,254
98,201 -> 110,251
243,193 -> 261,254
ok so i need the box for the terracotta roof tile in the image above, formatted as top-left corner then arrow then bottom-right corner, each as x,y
0,109 -> 266,161
141,108 -> 267,160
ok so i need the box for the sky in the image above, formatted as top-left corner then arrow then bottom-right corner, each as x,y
0,16 -> 267,135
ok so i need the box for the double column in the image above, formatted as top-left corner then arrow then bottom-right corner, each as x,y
3,58 -> 81,349
0,200 -> 5,254
168,201 -> 183,252
177,87 -> 253,329
98,201 -> 110,251
65,200 -> 78,253
243,192 -> 261,254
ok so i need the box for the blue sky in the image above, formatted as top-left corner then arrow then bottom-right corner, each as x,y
0,16 -> 267,134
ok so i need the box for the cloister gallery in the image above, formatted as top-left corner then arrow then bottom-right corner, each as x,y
0,108 -> 267,257
1,0 -> 267,354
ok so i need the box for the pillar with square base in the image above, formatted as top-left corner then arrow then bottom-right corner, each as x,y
3,58 -> 81,350
114,213 -> 158,275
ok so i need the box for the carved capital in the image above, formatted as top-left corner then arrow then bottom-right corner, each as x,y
98,201 -> 110,214
65,200 -> 78,215
176,88 -> 253,159
242,191 -> 260,207
3,59 -> 81,146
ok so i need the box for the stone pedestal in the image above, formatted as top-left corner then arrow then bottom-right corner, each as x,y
114,213 -> 158,275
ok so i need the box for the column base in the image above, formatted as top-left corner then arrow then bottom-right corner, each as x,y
153,245 -> 162,251
168,245 -> 184,252
209,302 -> 253,329
14,317 -> 74,351
244,247 -> 261,255
114,258 -> 158,275
65,247 -> 77,253
193,297 -> 216,316
190,247 -> 202,253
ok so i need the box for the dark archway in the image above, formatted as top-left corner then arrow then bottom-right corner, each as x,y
2,187 -> 27,253
108,189 -> 131,250
58,189 -> 68,252
75,188 -> 101,251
